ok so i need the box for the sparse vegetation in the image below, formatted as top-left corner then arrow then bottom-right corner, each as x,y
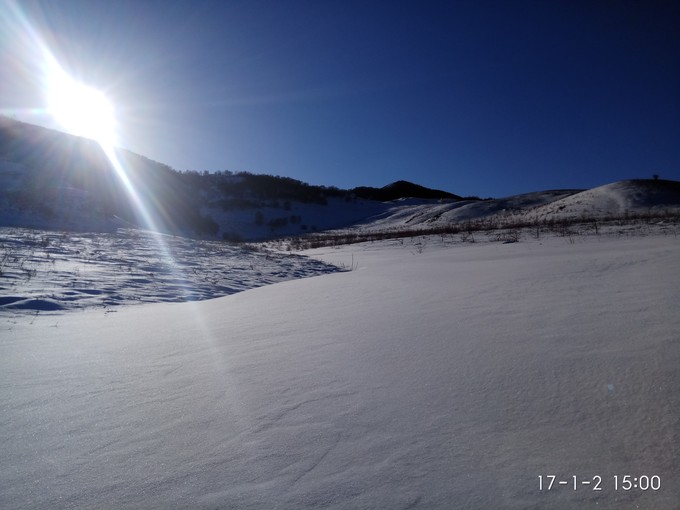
276,210 -> 680,250
0,227 -> 342,314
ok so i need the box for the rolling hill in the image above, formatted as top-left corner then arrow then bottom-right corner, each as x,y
2,116 -> 679,241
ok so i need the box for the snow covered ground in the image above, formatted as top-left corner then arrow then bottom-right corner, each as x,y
1,231 -> 679,509
0,227 -> 340,313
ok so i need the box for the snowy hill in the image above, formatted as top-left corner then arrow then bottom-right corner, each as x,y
2,117 -> 680,242
527,179 -> 680,221
301,182 -> 680,242
345,190 -> 582,233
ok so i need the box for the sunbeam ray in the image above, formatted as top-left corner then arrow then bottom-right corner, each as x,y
1,0 -> 200,306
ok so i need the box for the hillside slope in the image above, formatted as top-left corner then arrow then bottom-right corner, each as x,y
527,179 -> 680,221
327,180 -> 680,237
0,118 -> 463,239
2,117 -> 680,241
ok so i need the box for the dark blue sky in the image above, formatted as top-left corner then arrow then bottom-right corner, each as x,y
2,0 -> 679,197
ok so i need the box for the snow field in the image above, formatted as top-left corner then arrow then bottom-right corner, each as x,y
1,233 -> 679,508
0,227 -> 340,313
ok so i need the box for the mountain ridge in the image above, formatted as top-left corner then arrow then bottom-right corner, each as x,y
1,116 -> 679,241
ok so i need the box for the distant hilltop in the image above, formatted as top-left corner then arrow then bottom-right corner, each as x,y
353,180 -> 461,201
1,116 -> 679,241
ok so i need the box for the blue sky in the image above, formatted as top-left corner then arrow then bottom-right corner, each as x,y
2,0 -> 679,197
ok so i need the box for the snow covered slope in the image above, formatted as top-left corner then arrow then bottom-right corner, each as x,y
254,180 -> 680,240
527,179 -> 680,222
2,234 -> 678,509
204,196 -> 390,241
349,190 -> 581,233
350,180 -> 680,234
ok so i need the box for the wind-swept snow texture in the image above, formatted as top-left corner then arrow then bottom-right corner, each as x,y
1,234 -> 679,509
0,228 -> 340,313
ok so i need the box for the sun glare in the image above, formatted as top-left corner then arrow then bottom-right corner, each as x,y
47,69 -> 117,147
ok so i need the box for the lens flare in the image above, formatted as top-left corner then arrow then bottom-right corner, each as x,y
3,1 -> 158,233
47,68 -> 117,148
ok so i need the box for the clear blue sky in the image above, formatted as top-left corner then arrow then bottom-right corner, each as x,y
2,0 -> 678,197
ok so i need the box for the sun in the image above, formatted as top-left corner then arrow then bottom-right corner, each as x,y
47,69 -> 117,147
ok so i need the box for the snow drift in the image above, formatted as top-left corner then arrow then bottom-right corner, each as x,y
1,234 -> 678,509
